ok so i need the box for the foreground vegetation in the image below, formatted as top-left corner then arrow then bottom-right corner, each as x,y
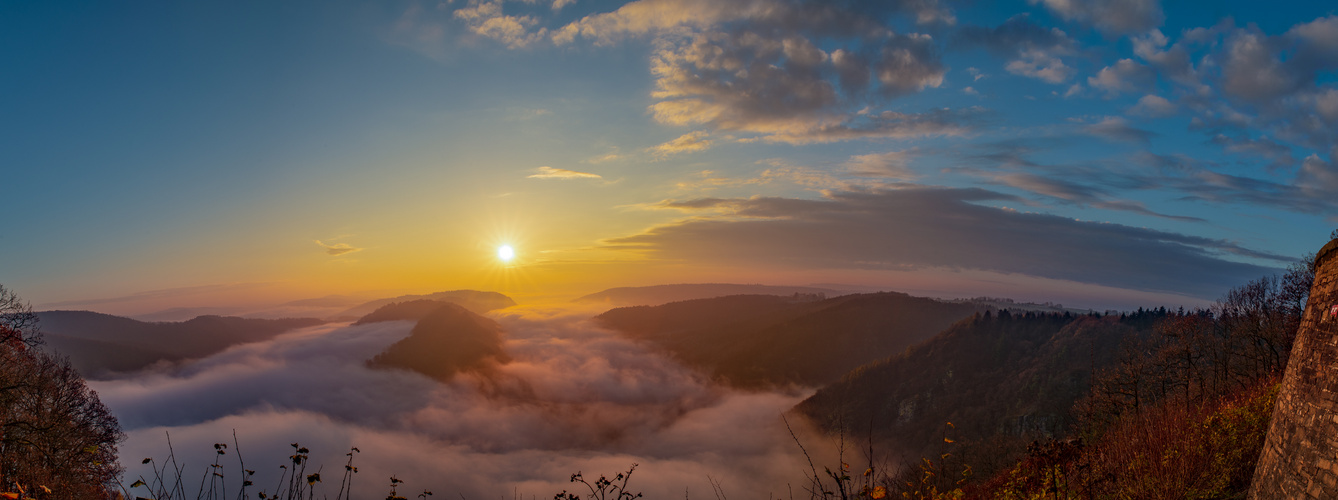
0,286 -> 122,499
791,254 -> 1314,500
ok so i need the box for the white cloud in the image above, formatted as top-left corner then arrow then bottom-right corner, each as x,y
845,151 -> 918,179
1087,59 -> 1154,97
528,166 -> 603,179
315,240 -> 363,256
1128,94 -> 1177,117
99,313 -> 821,499
649,131 -> 713,157
1005,49 -> 1074,83
455,1 -> 549,48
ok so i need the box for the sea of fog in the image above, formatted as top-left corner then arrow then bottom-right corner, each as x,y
92,306 -> 835,498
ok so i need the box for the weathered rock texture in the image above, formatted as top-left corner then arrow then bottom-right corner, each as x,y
1251,238 -> 1338,499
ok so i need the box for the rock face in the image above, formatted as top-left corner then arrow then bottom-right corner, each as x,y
1251,238 -> 1338,499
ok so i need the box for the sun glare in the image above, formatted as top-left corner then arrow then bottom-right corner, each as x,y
497,245 -> 515,262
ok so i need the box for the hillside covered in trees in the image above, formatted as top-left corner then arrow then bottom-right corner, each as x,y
36,311 -> 326,378
786,256 -> 1314,499
1,287 -> 122,499
595,292 -> 987,388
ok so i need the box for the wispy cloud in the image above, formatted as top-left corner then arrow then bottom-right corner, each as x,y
649,131 -> 712,157
1085,116 -> 1156,143
315,240 -> 363,256
527,166 -> 603,179
604,187 -> 1284,297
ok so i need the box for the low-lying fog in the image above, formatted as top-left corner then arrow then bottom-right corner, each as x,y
93,306 -> 830,498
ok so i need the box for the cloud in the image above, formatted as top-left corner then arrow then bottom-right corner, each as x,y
387,2 -> 451,61
1029,0 -> 1165,35
315,240 -> 363,256
528,166 -> 603,179
1144,16 -> 1338,156
550,0 -> 963,144
603,187 -> 1281,297
845,150 -> 918,179
1087,59 -> 1154,97
751,108 -> 981,145
454,1 -> 549,48
646,28 -> 950,143
955,141 -> 1212,221
1085,116 -> 1156,143
649,131 -> 712,157
1209,134 -> 1295,169
1136,152 -> 1338,215
1005,49 -> 1075,83
553,0 -> 955,45
991,172 -> 1202,222
1296,148 -> 1338,196
955,14 -> 1076,83
1128,94 -> 1177,117
97,313 -> 818,499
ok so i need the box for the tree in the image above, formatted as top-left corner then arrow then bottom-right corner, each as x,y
0,284 -> 123,499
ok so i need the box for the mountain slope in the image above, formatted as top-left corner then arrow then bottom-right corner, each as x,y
595,292 -> 985,388
334,290 -> 515,319
793,309 -> 1168,464
36,311 -> 325,378
353,299 -> 464,325
366,303 -> 510,381
576,283 -> 840,307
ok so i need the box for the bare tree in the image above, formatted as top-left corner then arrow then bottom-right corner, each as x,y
0,284 -> 41,349
0,284 -> 123,499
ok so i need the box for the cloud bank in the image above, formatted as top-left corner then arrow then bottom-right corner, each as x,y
98,312 -> 820,499
609,187 -> 1282,298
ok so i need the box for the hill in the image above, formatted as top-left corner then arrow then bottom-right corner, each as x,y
36,311 -> 326,378
575,283 -> 841,307
594,292 -> 985,388
792,309 -> 1169,470
333,290 -> 515,319
366,303 -> 510,381
352,299 -> 468,325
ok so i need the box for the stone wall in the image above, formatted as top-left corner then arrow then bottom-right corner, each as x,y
1250,238 -> 1338,499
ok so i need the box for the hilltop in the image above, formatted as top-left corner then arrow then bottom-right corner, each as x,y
36,311 -> 326,378
365,302 -> 510,381
595,292 -> 986,388
576,283 -> 842,307
332,290 -> 515,320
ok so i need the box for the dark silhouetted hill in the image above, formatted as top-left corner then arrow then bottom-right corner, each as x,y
366,303 -> 510,381
576,283 -> 842,307
353,300 -> 466,325
334,290 -> 515,319
793,309 -> 1168,469
36,311 -> 326,378
594,292 -> 985,388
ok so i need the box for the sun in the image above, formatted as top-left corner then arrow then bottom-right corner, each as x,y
497,244 -> 515,262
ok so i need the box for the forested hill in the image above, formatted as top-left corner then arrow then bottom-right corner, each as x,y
333,290 -> 515,319
366,302 -> 510,381
594,292 -> 986,388
576,283 -> 842,307
793,309 -> 1170,467
36,311 -> 326,378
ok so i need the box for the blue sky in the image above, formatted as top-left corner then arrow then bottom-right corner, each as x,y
3,0 -> 1336,313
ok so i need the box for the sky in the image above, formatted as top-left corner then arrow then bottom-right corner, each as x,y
4,0 -> 1338,314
